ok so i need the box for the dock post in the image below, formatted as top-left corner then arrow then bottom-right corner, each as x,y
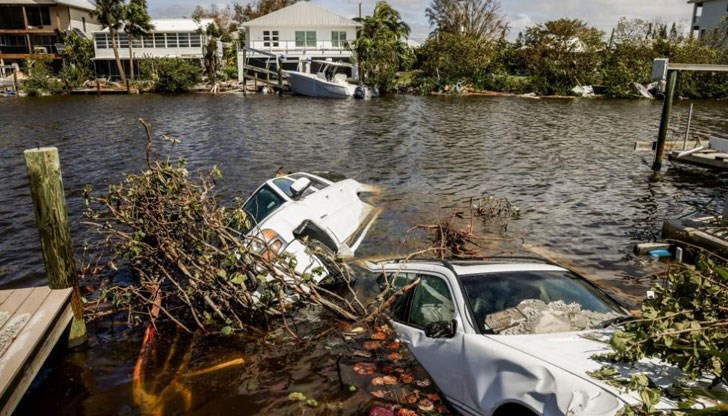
241,48 -> 247,96
254,73 -> 258,91
652,69 -> 678,171
12,68 -> 18,95
277,57 -> 283,96
723,195 -> 728,227
24,147 -> 87,347
683,103 -> 694,151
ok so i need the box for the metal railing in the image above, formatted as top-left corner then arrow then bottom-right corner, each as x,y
247,39 -> 350,53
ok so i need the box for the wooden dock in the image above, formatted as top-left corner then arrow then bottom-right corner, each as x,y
663,215 -> 728,258
0,286 -> 72,415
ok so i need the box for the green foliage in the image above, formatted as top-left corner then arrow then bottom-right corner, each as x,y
124,0 -> 154,80
418,32 -> 501,84
611,257 -> 728,386
192,5 -> 240,81
522,18 -> 605,96
417,0 -> 507,88
59,32 -> 95,90
350,1 -> 413,92
138,58 -> 201,92
22,56 -> 62,96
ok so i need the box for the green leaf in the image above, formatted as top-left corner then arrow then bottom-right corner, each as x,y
221,326 -> 233,335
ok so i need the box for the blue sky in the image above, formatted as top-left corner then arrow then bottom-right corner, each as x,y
149,0 -> 693,43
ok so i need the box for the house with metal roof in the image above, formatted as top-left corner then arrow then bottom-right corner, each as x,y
0,0 -> 100,64
92,18 -> 213,79
237,2 -> 360,82
688,0 -> 728,42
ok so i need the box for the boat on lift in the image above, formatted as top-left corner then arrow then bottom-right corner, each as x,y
285,60 -> 366,99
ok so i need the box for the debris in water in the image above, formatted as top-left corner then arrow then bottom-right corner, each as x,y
488,300 -> 621,335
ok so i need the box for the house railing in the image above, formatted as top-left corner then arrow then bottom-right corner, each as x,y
246,39 -> 351,54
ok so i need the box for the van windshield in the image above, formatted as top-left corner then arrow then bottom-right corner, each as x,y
242,185 -> 285,232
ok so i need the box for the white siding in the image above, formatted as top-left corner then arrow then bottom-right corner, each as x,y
245,26 -> 356,57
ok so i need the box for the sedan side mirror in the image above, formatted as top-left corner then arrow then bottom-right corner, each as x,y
290,177 -> 312,199
424,320 -> 457,339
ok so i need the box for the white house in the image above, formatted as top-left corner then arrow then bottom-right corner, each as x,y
237,2 -> 360,81
93,18 -> 213,79
689,0 -> 728,41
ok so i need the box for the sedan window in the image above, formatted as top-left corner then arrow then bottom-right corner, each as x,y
242,185 -> 285,228
409,274 -> 455,328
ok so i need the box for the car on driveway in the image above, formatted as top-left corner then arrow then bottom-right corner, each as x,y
365,257 -> 683,416
241,172 -> 379,283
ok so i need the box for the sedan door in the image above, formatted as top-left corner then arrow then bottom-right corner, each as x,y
389,271 -> 470,410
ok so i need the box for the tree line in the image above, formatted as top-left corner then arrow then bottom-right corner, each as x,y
359,0 -> 728,98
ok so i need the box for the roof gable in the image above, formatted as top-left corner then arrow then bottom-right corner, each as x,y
242,2 -> 360,28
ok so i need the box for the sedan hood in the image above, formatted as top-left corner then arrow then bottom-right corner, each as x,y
488,330 -> 682,408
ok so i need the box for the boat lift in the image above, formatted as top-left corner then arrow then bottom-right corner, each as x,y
238,45 -> 288,95
651,58 -> 728,171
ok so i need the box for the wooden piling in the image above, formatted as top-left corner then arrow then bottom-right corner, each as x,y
277,58 -> 283,96
652,70 -> 678,171
24,147 -> 87,347
241,48 -> 247,96
12,69 -> 18,95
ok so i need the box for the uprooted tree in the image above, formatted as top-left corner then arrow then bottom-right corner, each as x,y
84,120 -> 377,333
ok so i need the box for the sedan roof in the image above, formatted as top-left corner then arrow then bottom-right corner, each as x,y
450,262 -> 567,276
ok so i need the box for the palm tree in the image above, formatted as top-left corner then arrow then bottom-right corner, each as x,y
350,1 -> 411,89
93,0 -> 126,85
123,0 -> 153,80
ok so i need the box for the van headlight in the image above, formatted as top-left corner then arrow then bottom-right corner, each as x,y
257,228 -> 285,261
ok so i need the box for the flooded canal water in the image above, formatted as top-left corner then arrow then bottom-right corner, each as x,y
1,94 -> 727,414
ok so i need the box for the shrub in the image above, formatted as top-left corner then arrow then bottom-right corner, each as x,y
138,57 -> 201,93
22,56 -> 62,96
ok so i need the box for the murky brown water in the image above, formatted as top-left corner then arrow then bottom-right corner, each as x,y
1,94 -> 728,414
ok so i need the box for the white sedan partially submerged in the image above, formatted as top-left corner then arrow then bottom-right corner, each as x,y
241,172 -> 379,283
367,258 -> 694,416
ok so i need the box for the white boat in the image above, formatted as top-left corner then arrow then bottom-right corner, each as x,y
285,60 -> 363,99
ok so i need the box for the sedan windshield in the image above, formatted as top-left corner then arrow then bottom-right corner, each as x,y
460,270 -> 625,334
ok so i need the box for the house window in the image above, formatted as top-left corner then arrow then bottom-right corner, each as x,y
295,30 -> 316,47
0,7 -> 25,29
142,34 -> 153,48
167,33 -> 178,48
82,17 -> 86,32
331,31 -> 346,48
94,33 -> 108,49
131,36 -> 142,48
263,30 -> 279,47
154,33 -> 165,48
178,33 -> 190,47
190,33 -> 201,47
26,7 -> 51,28
117,33 -> 128,48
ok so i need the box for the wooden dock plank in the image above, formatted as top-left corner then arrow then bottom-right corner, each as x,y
0,287 -> 52,358
0,288 -> 34,334
0,289 -> 13,305
0,287 -> 71,416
